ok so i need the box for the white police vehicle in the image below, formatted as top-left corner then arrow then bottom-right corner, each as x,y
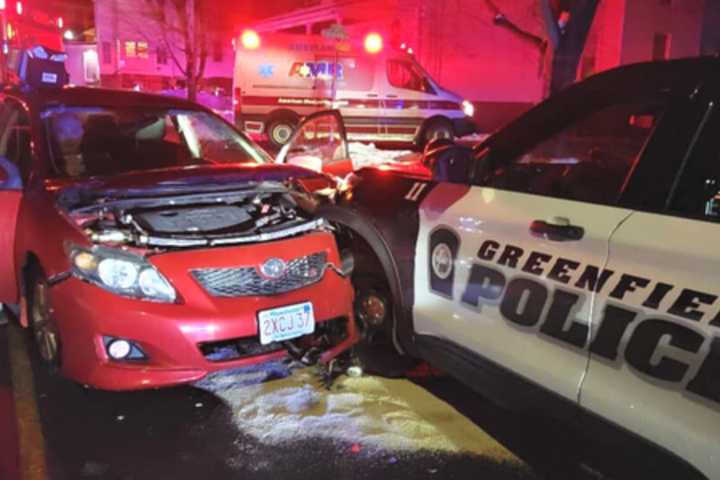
280,58 -> 720,478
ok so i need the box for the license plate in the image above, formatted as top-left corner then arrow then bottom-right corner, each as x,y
258,302 -> 315,345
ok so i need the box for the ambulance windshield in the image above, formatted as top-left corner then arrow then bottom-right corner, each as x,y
44,107 -> 271,178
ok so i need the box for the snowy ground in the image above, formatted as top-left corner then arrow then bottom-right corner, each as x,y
348,142 -> 418,170
196,362 -> 521,463
346,133 -> 488,170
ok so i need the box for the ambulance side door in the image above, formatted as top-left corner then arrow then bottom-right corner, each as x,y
413,80 -> 684,411
581,85 -> 720,479
320,54 -> 383,142
381,57 -> 431,142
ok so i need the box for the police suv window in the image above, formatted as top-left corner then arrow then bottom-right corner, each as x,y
668,104 -> 720,221
481,98 -> 667,205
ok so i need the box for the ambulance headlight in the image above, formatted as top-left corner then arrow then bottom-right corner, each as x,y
70,246 -> 177,303
462,100 -> 475,118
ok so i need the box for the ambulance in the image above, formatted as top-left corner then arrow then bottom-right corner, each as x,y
232,30 -> 477,148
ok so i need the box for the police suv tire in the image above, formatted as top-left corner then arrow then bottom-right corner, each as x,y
419,118 -> 454,149
267,118 -> 297,149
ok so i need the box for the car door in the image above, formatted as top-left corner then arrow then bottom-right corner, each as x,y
412,78 -> 690,411
0,99 -> 26,303
579,84 -> 720,479
276,109 -> 352,178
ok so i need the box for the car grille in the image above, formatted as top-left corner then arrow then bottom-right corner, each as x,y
192,252 -> 327,297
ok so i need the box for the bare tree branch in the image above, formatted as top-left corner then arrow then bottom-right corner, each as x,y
484,0 -> 546,50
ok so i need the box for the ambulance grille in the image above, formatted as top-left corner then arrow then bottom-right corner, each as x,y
191,252 -> 327,297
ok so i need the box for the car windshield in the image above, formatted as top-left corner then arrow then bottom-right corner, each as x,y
43,106 -> 271,178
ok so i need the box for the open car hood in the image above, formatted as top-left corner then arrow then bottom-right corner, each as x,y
51,163 -> 325,208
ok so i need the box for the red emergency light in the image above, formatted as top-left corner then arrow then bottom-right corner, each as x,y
57,17 -> 63,29
364,32 -> 383,54
241,29 -> 260,50
0,0 -> 6,10
15,1 -> 21,15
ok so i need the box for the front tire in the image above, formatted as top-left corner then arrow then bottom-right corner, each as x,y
27,265 -> 61,372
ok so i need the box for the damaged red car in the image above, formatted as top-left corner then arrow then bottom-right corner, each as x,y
0,48 -> 357,390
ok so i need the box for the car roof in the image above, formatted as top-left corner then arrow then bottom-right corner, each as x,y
6,85 -> 204,111
485,56 -> 720,151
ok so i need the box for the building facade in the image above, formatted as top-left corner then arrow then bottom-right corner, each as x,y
94,0 -> 236,92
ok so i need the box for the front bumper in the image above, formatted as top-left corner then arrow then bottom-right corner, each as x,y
49,232 -> 358,390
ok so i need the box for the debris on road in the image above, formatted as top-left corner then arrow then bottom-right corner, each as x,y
197,362 -> 525,465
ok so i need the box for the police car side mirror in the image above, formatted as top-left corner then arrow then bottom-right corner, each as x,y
0,157 -> 21,190
428,144 -> 474,184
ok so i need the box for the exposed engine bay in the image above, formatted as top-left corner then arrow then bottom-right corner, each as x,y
59,181 -> 326,249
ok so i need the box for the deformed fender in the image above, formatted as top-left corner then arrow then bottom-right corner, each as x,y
318,204 -> 417,356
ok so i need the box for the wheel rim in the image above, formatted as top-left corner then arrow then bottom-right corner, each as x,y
357,293 -> 387,327
427,126 -> 452,142
32,281 -> 59,363
271,123 -> 294,145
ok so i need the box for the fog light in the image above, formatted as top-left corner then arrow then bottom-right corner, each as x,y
107,339 -> 131,360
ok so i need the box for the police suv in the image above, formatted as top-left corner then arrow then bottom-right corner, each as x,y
280,58 -> 720,478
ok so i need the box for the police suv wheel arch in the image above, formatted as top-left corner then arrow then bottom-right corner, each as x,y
318,206 -> 413,355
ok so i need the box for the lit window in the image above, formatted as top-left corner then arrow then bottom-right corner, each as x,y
83,49 -> 100,82
136,41 -> 149,58
124,41 -> 136,58
124,41 -> 149,59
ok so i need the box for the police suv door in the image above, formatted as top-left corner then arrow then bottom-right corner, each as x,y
414,78 -> 688,411
580,83 -> 720,478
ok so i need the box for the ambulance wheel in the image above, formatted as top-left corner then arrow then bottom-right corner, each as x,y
267,117 -> 298,149
419,119 -> 454,149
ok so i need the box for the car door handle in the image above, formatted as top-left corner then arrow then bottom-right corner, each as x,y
386,94 -> 398,98
529,217 -> 585,242
366,93 -> 379,98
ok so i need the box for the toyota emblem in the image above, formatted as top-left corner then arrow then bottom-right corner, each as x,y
260,258 -> 287,279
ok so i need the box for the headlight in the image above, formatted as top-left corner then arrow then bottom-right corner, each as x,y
70,246 -> 177,303
462,100 -> 475,118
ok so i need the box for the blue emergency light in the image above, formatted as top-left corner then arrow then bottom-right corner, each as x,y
17,45 -> 69,88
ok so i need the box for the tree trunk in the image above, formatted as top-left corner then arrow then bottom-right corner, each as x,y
549,0 -> 600,95
186,0 -> 197,102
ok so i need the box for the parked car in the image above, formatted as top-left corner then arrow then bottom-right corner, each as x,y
0,47 -> 357,391
301,58 -> 720,479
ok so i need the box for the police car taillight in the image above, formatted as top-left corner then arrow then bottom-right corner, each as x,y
17,45 -> 69,89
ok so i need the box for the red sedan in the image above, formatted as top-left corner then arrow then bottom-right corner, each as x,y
0,61 -> 357,390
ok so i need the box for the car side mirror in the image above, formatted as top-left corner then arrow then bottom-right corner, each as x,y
0,156 -> 21,190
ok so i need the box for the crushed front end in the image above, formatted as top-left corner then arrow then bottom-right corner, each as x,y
53,177 -> 358,390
